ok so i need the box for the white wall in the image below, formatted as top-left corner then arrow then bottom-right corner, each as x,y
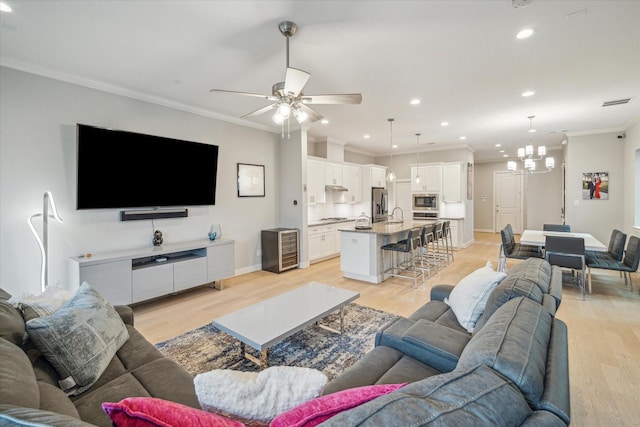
623,119 -> 640,237
565,132 -> 625,244
0,67 -> 281,296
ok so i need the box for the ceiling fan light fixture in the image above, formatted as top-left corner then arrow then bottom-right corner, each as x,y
293,107 -> 308,123
272,112 -> 285,125
276,103 -> 291,119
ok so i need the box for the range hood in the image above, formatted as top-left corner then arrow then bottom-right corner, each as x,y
325,184 -> 348,192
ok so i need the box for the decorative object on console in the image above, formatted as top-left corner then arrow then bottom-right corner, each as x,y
237,163 -> 265,197
152,230 -> 163,246
194,366 -> 327,422
27,191 -> 63,292
209,231 -> 217,241
385,118 -> 396,182
507,116 -> 555,174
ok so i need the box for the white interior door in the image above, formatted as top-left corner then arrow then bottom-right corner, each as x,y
494,172 -> 524,233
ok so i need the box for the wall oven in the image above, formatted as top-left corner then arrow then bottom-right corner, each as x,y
412,193 -> 439,211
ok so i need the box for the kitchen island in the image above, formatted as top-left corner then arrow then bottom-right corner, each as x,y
338,220 -> 436,284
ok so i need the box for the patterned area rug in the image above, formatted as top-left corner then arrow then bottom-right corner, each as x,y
155,303 -> 398,381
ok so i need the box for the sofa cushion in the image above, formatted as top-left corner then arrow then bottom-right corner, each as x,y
318,364 -> 532,426
504,258 -> 552,294
401,319 -> 471,372
0,404 -> 95,427
25,283 -> 129,396
0,338 -> 40,410
474,276 -> 544,332
38,381 -> 81,419
271,383 -> 405,427
457,297 -> 552,406
445,262 -> 506,332
408,301 -> 469,334
102,397 -> 244,427
0,300 -> 26,346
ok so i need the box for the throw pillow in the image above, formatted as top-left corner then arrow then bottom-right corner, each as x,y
269,383 -> 406,427
8,284 -> 73,322
25,283 -> 129,395
194,366 -> 328,422
445,261 -> 506,332
102,397 -> 245,427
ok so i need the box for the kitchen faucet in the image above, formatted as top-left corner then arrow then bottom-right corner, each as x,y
390,207 -> 404,223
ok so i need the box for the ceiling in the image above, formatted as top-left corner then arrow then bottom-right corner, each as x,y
1,1 -> 639,162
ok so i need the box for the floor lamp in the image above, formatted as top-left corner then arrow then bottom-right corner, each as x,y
28,191 -> 63,293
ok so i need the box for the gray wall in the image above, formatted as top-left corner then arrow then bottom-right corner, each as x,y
474,160 -> 563,232
565,132 -> 625,244
0,67 -> 281,296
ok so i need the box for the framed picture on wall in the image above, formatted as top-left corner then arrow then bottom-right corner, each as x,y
237,163 -> 265,197
467,162 -> 473,200
582,171 -> 608,200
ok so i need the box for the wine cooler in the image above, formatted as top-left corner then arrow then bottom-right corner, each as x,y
261,228 -> 299,273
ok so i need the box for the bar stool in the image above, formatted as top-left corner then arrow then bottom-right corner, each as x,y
432,221 -> 447,268
417,223 -> 439,275
441,220 -> 455,264
381,228 -> 424,288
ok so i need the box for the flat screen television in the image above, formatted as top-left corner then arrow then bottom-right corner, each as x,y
76,124 -> 219,210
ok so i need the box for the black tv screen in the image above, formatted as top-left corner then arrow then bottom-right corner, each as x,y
77,124 -> 219,209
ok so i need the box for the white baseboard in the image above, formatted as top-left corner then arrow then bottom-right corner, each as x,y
474,228 -> 495,233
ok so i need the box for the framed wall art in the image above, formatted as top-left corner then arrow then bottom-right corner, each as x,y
237,163 -> 265,197
467,162 -> 474,200
582,171 -> 608,200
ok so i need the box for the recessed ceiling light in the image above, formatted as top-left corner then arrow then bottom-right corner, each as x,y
516,28 -> 534,39
0,2 -> 12,12
528,128 -> 536,133
410,99 -> 421,105
499,150 -> 505,153
392,144 -> 398,149
363,134 -> 370,139
495,144 -> 502,147
440,122 -> 449,127
321,119 -> 329,125
459,136 -> 467,140
521,90 -> 535,97
503,154 -> 509,157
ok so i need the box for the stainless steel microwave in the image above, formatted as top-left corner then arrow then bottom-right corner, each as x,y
413,193 -> 438,211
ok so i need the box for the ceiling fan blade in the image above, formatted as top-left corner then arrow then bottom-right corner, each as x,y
284,67 -> 311,97
301,94 -> 363,105
298,103 -> 324,123
210,89 -> 278,101
242,103 -> 277,119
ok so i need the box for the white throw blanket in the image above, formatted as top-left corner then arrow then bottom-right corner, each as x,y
194,366 -> 328,422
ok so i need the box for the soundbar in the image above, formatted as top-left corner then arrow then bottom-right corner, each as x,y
120,209 -> 189,221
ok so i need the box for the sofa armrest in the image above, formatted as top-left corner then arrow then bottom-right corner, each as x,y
114,305 -> 134,326
0,404 -> 96,427
430,285 -> 454,302
400,319 -> 471,372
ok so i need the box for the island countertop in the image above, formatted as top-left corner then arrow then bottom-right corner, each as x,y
338,220 -> 436,235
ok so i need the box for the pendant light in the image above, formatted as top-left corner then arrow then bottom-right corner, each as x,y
386,118 -> 396,182
415,133 -> 421,185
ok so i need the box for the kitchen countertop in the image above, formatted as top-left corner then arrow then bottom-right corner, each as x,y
308,218 -> 355,227
338,220 -> 432,236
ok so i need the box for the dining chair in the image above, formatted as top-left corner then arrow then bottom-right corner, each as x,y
543,224 -> 571,232
497,224 -> 542,272
587,235 -> 640,294
544,235 -> 586,300
585,229 -> 627,293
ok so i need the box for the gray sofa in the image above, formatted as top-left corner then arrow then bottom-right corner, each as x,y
321,258 -> 570,426
0,288 -> 200,427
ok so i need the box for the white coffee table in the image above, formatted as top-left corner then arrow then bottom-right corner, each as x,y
211,282 -> 360,369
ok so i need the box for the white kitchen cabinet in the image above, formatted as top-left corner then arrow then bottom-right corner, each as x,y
370,166 -> 387,188
448,220 -> 459,249
411,164 -> 442,193
325,162 -> 343,186
308,159 -> 326,204
442,162 -> 462,202
308,224 -> 337,261
341,164 -> 362,203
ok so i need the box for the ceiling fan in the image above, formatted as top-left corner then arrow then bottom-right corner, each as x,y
210,21 -> 362,133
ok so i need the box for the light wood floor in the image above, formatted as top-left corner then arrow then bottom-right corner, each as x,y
134,232 -> 640,427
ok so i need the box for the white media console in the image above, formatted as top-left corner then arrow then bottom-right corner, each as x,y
68,239 -> 235,305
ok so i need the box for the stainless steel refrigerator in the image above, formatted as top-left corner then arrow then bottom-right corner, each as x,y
371,187 -> 388,223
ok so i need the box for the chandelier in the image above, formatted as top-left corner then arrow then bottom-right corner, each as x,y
386,118 -> 396,182
507,115 -> 555,174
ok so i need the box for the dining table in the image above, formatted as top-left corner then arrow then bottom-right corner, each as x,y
520,229 -> 607,252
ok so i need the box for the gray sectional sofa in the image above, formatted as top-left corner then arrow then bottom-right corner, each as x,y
321,258 -> 570,426
0,288 -> 200,427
